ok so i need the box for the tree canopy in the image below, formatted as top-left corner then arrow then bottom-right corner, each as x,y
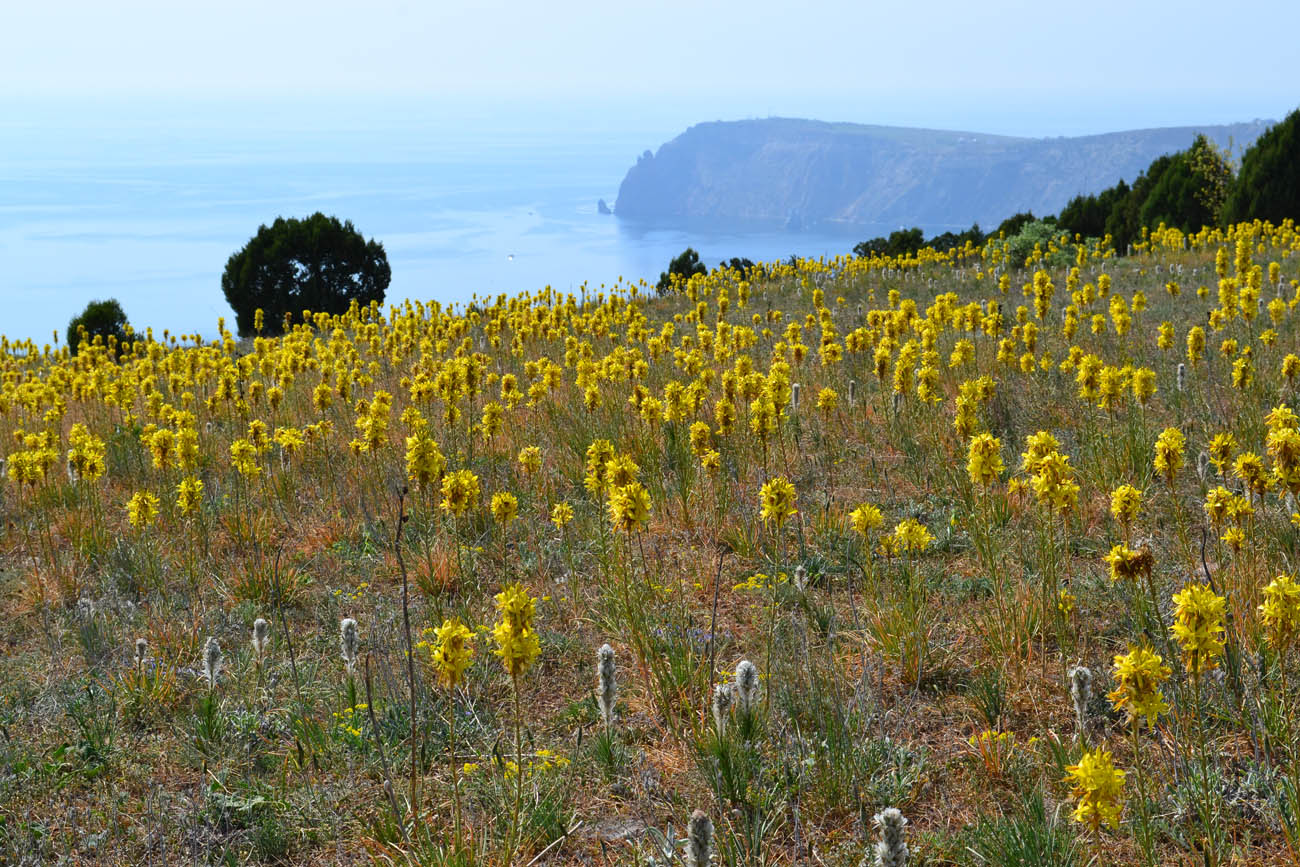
221,213 -> 390,336
67,298 -> 129,355
1225,108 -> 1300,225
656,248 -> 708,295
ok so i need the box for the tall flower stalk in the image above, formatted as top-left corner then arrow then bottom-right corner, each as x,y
493,582 -> 540,865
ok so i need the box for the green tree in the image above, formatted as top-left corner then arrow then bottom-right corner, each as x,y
656,247 -> 707,294
67,298 -> 129,355
1225,108 -> 1300,225
221,213 -> 390,336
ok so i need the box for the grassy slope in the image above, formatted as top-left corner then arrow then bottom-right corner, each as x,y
1,223 -> 1300,865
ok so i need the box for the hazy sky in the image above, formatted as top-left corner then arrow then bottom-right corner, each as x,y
4,0 -> 1297,136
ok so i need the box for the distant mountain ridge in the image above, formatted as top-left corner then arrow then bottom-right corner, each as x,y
613,117 -> 1271,233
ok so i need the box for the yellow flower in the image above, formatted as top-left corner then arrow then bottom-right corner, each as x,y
517,445 -> 542,475
605,455 -> 640,488
607,481 -> 651,533
176,477 -> 204,516
1171,583 -> 1226,676
966,433 -> 1004,487
1153,427 -> 1184,482
230,438 -> 260,478
66,424 -> 106,483
759,476 -> 798,526
405,432 -> 446,489
147,427 -> 176,469
849,503 -> 883,536
688,421 -> 712,458
1103,544 -> 1152,583
1109,484 -> 1142,527
492,583 -> 541,678
890,518 -> 933,554
1057,588 -> 1076,617
1030,450 -> 1079,514
583,439 -> 616,495
1208,432 -> 1237,475
126,491 -> 161,529
1065,748 -> 1126,831
1108,645 -> 1171,728
490,492 -> 519,526
440,469 -> 481,516
1259,574 -> 1300,652
1020,430 -> 1061,473
550,502 -> 574,528
429,618 -> 475,689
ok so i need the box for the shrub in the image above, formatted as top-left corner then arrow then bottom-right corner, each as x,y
221,213 -> 390,336
67,298 -> 129,354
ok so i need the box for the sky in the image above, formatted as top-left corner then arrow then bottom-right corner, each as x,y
3,0 -> 1297,137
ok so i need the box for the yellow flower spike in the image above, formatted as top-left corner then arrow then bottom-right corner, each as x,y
126,491 -> 161,529
607,482 -> 651,533
966,433 -> 1004,487
492,583 -> 540,678
849,503 -> 883,536
491,492 -> 519,526
550,502 -> 574,528
1064,748 -> 1126,831
517,445 -> 542,475
1259,574 -> 1300,653
440,469 -> 481,516
890,518 -> 933,554
1109,484 -> 1142,527
429,618 -> 475,689
757,477 -> 797,528
1153,427 -> 1185,483
1108,645 -> 1171,728
176,477 -> 204,516
1171,583 -> 1227,676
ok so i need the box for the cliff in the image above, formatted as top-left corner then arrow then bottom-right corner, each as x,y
614,118 -> 1270,232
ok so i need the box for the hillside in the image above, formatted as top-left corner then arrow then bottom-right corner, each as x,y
614,117 -> 1270,232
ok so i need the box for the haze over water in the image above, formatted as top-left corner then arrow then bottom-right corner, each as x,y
1,100 -> 891,345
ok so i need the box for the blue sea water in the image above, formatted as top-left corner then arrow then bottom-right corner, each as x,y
0,101 -> 888,344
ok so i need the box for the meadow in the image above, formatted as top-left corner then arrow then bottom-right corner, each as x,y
2,220 -> 1300,866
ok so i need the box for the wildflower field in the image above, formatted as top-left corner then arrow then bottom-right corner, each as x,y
4,220 -> 1300,865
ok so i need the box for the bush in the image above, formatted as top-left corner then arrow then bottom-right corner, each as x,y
1005,220 -> 1067,268
221,213 -> 390,336
656,248 -> 707,295
67,299 -> 129,355
1225,108 -> 1300,225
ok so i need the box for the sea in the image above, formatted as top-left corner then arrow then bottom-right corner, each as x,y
0,99 -> 916,345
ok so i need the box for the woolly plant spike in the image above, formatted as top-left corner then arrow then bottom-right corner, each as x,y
252,618 -> 270,661
711,683 -> 732,736
1069,664 -> 1092,742
340,618 -> 360,673
734,659 -> 760,712
203,637 -> 222,688
687,809 -> 712,866
597,643 -> 616,729
873,807 -> 908,867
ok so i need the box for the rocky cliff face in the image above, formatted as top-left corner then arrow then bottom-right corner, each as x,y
614,118 -> 1269,232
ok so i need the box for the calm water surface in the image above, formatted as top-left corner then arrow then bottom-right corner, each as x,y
0,103 -> 911,343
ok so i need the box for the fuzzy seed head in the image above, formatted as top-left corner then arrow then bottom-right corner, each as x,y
252,618 -> 270,656
1069,665 -> 1092,734
873,807 -> 909,867
597,643 -> 617,727
734,659 -> 760,711
711,683 -> 732,735
687,809 -> 713,866
340,618 -> 360,671
203,637 -> 222,687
